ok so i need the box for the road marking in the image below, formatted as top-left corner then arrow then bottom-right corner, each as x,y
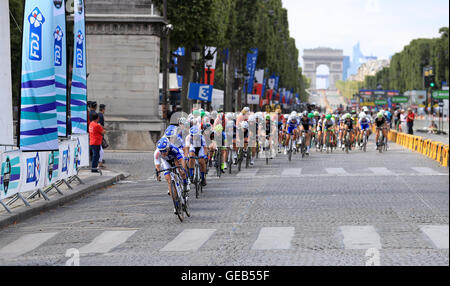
160,229 -> 216,252
236,169 -> 259,177
340,226 -> 382,249
0,232 -> 58,259
369,167 -> 393,175
411,167 -> 440,175
281,168 -> 302,177
79,230 -> 137,254
420,225 -> 449,249
326,168 -> 348,175
251,227 -> 295,250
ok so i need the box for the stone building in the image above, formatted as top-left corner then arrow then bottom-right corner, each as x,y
84,0 -> 166,150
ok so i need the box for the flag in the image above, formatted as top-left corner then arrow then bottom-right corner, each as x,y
70,0 -> 87,134
54,0 -> 67,136
203,47 -> 217,85
20,1 -> 58,151
245,48 -> 258,94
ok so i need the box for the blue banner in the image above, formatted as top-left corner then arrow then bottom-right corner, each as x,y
187,83 -> 213,102
246,48 -> 258,94
54,0 -> 66,137
174,47 -> 184,88
20,1 -> 58,151
274,76 -> 280,91
70,0 -> 87,134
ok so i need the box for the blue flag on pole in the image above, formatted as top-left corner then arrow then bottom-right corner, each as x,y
20,1 -> 58,151
187,83 -> 213,102
246,48 -> 258,94
54,0 -> 67,137
70,0 -> 87,134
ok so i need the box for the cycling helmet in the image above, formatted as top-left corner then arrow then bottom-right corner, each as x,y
302,111 -> 308,117
288,115 -> 297,122
291,111 -> 298,117
178,117 -> 187,126
266,114 -> 271,120
308,113 -> 314,119
190,126 -> 200,136
314,111 -> 320,117
164,125 -> 177,138
215,124 -> 224,133
331,115 -> 336,120
241,121 -> 249,129
377,112 -> 384,118
363,106 -> 369,112
359,112 -> 367,119
205,111 -> 210,117
326,114 -> 332,120
157,137 -> 170,152
226,113 -> 234,120
193,110 -> 201,117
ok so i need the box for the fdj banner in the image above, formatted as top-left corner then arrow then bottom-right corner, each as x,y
0,151 -> 22,200
71,134 -> 89,168
45,150 -> 59,185
70,0 -> 87,134
20,151 -> 46,192
58,140 -> 70,180
188,83 -> 213,102
246,48 -> 258,95
54,0 -> 67,137
20,1 -> 58,151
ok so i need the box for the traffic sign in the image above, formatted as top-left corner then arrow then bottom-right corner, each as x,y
432,90 -> 449,100
375,100 -> 388,105
391,96 -> 409,103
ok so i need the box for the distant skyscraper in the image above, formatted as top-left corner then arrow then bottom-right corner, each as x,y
348,42 -> 377,78
343,56 -> 350,81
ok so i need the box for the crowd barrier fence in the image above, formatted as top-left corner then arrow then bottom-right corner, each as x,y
0,134 -> 90,213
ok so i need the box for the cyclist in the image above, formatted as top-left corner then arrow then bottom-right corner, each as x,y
276,109 -> 285,153
284,113 -> 300,155
351,111 -> 360,148
184,126 -> 208,186
358,112 -> 372,147
342,113 -> 355,151
322,114 -> 335,151
299,112 -> 314,155
155,138 -> 190,213
248,114 -> 258,166
374,112 -> 388,150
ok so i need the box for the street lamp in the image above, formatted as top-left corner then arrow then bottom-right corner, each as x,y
205,49 -> 214,111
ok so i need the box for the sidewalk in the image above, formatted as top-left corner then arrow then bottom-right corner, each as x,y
0,169 -> 128,230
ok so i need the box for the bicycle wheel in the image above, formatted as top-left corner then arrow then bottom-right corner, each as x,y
288,139 -> 293,161
228,149 -> 233,174
363,133 -> 367,152
345,134 -> 349,154
238,148 -> 243,172
216,150 -> 221,178
195,166 -> 200,199
246,147 -> 251,168
301,135 -> 306,158
171,181 -> 184,222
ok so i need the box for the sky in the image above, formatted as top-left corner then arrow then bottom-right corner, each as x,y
282,0 -> 450,68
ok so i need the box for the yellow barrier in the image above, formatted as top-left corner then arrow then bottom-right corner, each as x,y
380,127 -> 449,167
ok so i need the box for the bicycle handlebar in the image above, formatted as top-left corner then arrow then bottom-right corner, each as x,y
156,165 -> 182,175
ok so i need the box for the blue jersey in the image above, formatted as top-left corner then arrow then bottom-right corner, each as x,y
154,144 -> 184,166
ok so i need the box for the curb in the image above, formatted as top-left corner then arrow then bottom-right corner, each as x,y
0,172 -> 128,230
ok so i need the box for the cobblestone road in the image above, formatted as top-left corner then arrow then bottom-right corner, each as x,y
0,139 -> 448,266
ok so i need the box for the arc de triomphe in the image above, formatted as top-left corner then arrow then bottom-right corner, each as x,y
303,48 -> 344,90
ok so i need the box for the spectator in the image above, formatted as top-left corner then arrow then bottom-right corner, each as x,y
428,121 -> 438,134
399,109 -> 406,133
88,101 -> 97,123
406,108 -> 415,135
98,104 -> 106,168
89,112 -> 106,173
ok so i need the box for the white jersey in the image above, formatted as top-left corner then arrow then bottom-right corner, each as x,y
185,134 -> 206,148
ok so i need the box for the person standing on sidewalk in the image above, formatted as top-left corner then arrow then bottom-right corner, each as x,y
407,108 -> 415,135
98,104 -> 106,168
89,112 -> 106,173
